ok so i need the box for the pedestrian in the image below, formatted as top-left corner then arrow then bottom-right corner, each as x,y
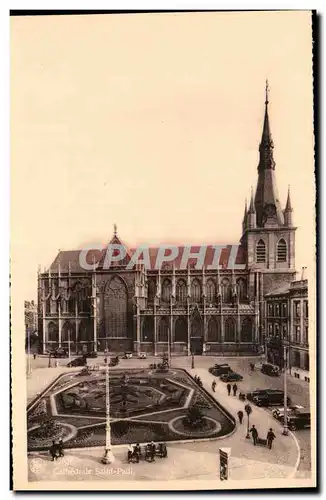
267,428 -> 276,450
49,440 -> 58,461
58,438 -> 64,457
227,383 -> 231,396
212,380 -> 216,392
150,441 -> 156,462
237,410 -> 244,424
232,383 -> 238,396
127,444 -> 133,463
33,353 -> 37,360
250,425 -> 258,446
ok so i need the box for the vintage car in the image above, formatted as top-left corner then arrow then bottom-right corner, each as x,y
261,363 -> 280,377
272,405 -> 304,420
209,364 -> 232,377
67,356 -> 87,367
51,348 -> 69,358
286,408 -> 311,430
220,372 -> 243,382
138,352 -> 147,359
123,352 -> 133,359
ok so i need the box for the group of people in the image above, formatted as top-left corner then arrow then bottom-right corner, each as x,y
249,425 -> 276,450
49,438 -> 64,461
127,442 -> 168,463
227,383 -> 238,396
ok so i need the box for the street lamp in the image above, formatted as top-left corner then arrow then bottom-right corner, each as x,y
101,356 -> 114,464
191,352 -> 195,369
244,404 -> 252,439
282,340 -> 289,436
68,328 -> 71,361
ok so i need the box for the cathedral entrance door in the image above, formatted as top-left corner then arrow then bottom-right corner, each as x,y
191,337 -> 203,355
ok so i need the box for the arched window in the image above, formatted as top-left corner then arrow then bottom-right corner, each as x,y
104,276 -> 128,338
191,279 -> 201,303
174,317 -> 188,342
256,239 -> 266,263
142,316 -> 154,342
158,317 -> 169,342
236,278 -> 247,302
78,319 -> 89,341
224,317 -> 235,342
61,322 -> 76,343
191,318 -> 202,338
207,317 -> 221,342
176,279 -> 187,304
277,239 -> 287,262
206,279 -> 216,303
222,278 -> 231,303
48,321 -> 58,342
241,317 -> 252,342
147,279 -> 156,303
161,279 -> 172,303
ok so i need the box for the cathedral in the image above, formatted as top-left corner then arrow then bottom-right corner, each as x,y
37,85 -> 297,356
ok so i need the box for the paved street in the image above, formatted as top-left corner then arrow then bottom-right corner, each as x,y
26,353 -> 312,478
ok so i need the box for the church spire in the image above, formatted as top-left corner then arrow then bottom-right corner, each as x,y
284,185 -> 293,227
248,187 -> 256,229
258,80 -> 275,172
242,198 -> 248,234
285,185 -> 293,212
254,82 -> 284,227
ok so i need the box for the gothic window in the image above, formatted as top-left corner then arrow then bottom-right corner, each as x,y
191,279 -> 201,303
241,317 -> 253,342
294,301 -> 301,318
176,279 -> 187,304
304,300 -> 308,318
78,320 -> 89,341
147,279 -> 156,303
174,317 -> 188,342
282,324 -> 287,339
48,321 -> 58,342
161,279 -> 172,303
206,279 -> 216,304
256,239 -> 266,263
191,318 -> 202,338
61,322 -> 76,343
224,317 -> 235,342
222,278 -> 231,303
207,317 -> 221,342
142,316 -> 154,342
268,323 -> 273,336
236,278 -> 247,302
268,303 -> 273,316
158,317 -> 169,342
282,303 -> 287,317
105,276 -> 128,338
277,239 -> 287,262
295,326 -> 301,343
275,304 -> 280,317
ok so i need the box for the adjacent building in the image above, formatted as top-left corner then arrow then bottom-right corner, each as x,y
37,85 -> 301,357
265,271 -> 309,373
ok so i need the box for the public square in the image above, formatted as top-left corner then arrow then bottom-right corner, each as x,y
26,353 -> 312,483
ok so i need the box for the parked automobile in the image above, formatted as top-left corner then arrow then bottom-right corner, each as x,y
272,405 -> 304,420
220,372 -> 243,382
247,389 -> 281,401
209,364 -> 232,376
67,357 -> 86,367
84,351 -> 98,358
252,390 -> 291,407
286,408 -> 311,430
52,348 -> 69,358
123,352 -> 133,359
261,363 -> 280,377
138,352 -> 147,359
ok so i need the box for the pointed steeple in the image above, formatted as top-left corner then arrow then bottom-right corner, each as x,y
284,185 -> 293,226
247,187 -> 256,229
258,80 -> 275,172
254,82 -> 284,227
248,188 -> 255,213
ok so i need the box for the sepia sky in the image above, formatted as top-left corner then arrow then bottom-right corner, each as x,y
11,11 -> 315,300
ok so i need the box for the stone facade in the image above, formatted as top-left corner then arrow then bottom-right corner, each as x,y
265,278 -> 309,371
37,86 -> 302,356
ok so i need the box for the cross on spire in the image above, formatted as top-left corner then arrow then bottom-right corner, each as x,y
265,79 -> 269,105
113,223 -> 117,237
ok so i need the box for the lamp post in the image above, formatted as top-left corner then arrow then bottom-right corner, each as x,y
191,352 -> 195,369
68,328 -> 71,361
245,404 -> 252,439
101,357 -> 114,464
282,340 -> 289,436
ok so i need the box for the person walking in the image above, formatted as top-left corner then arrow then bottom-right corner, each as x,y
237,410 -> 244,424
232,383 -> 238,396
250,425 -> 258,446
127,444 -> 133,463
227,383 -> 232,396
212,380 -> 216,392
58,438 -> 64,457
49,440 -> 58,461
267,428 -> 276,450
